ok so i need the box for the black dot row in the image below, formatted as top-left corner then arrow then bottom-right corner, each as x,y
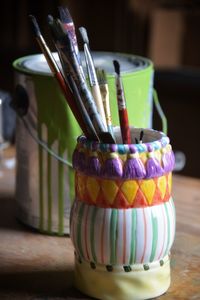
76,256 -> 165,272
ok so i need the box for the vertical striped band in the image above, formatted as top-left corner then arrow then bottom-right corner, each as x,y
71,198 -> 175,265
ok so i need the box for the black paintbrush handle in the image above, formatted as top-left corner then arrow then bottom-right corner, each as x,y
59,45 -> 107,135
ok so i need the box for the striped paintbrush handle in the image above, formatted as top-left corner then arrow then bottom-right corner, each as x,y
116,79 -> 131,144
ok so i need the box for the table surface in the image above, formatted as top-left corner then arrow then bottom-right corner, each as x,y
0,148 -> 200,299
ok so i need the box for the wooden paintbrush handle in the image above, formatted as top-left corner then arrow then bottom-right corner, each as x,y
91,84 -> 107,127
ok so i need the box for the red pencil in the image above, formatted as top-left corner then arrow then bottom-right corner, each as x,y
113,60 -> 131,144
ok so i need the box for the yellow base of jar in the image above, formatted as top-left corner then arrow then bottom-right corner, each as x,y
74,256 -> 171,300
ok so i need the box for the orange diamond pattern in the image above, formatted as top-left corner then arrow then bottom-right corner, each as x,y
121,180 -> 139,204
157,176 -> 167,200
75,171 -> 172,208
101,180 -> 118,205
168,173 -> 172,193
86,177 -> 100,203
140,179 -> 156,205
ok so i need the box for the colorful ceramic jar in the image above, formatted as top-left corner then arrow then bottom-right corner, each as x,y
70,127 -> 175,300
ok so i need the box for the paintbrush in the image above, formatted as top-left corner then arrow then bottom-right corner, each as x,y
135,131 -> 144,144
29,15 -> 62,77
49,19 -> 115,143
58,6 -> 79,54
97,68 -> 115,140
139,130 -> 144,143
29,14 -> 97,140
46,15 -> 98,141
113,60 -> 131,144
58,6 -> 85,80
79,27 -> 107,128
47,15 -> 79,89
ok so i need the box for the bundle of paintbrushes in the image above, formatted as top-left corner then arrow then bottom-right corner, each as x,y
29,6 -> 134,145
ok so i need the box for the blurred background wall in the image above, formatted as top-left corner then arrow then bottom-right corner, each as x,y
0,0 -> 200,177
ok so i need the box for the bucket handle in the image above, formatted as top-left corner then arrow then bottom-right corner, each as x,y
153,89 -> 168,135
11,84 -> 73,168
21,117 -> 73,168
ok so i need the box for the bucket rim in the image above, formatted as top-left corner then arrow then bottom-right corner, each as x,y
12,51 -> 153,77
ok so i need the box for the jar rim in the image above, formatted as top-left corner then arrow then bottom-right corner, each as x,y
77,127 -> 170,154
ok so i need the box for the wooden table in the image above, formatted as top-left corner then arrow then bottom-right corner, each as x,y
0,148 -> 200,299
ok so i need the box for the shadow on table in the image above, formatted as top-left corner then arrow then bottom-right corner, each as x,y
0,197 -> 93,299
0,196 -> 42,235
0,270 -> 93,299
0,196 -> 25,231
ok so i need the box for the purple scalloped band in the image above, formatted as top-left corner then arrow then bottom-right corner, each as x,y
72,148 -> 175,180
73,130 -> 174,180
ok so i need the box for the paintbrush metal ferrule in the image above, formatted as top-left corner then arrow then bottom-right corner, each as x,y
100,84 -> 112,124
97,69 -> 115,140
84,45 -> 96,86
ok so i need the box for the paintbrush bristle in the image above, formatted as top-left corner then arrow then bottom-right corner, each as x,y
48,17 -> 66,44
113,60 -> 120,76
50,18 -> 73,52
47,14 -> 54,25
79,27 -> 89,45
47,15 -> 59,42
56,19 -> 71,40
140,130 -> 144,142
101,69 -> 107,84
58,6 -> 72,23
97,68 -> 107,85
29,15 -> 41,37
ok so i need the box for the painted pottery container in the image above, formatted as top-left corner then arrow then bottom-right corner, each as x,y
70,127 -> 175,300
13,52 -> 154,236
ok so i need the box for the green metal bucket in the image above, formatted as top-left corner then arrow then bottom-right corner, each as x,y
13,52 -> 155,235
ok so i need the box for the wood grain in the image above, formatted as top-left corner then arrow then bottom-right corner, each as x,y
0,148 -> 200,299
